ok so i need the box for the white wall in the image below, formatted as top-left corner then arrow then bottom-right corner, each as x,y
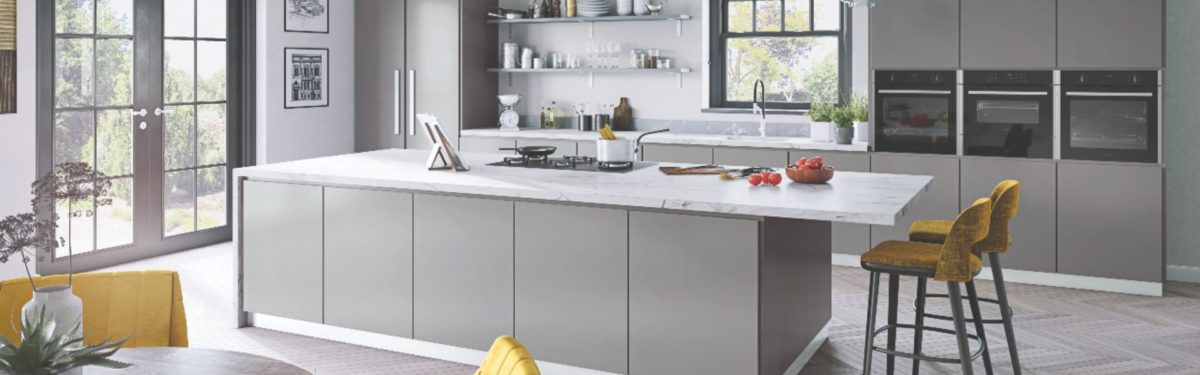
0,0 -> 39,279
255,0 -> 355,164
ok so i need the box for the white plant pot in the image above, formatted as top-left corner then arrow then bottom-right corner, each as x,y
617,0 -> 634,15
22,285 -> 85,374
854,121 -> 869,142
810,121 -> 834,143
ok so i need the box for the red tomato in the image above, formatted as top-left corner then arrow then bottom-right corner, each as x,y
767,173 -> 783,186
795,158 -> 807,169
811,156 -> 824,166
760,171 -> 772,180
805,159 -> 822,170
748,174 -> 763,186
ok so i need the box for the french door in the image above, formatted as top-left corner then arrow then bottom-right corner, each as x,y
38,0 -> 242,273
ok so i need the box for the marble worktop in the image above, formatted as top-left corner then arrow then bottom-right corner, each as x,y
461,129 -> 871,152
233,149 -> 929,225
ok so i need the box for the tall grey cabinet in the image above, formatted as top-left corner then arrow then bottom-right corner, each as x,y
960,158 -> 1056,273
960,0 -> 1056,68
1057,163 -> 1163,282
869,0 -> 960,69
1057,0 -> 1164,69
355,0 -> 498,152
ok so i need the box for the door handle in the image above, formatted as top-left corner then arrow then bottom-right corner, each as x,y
408,70 -> 416,137
394,70 -> 401,135
132,108 -> 148,117
154,107 -> 173,116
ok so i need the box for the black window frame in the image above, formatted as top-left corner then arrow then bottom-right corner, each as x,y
708,0 -> 852,111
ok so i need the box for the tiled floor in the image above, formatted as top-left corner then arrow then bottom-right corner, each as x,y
102,242 -> 1200,374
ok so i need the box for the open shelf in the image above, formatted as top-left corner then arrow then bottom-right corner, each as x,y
489,67 -> 693,88
487,14 -> 691,24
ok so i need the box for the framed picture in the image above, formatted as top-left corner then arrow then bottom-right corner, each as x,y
284,0 -> 329,34
284,48 -> 330,109
0,0 -> 15,114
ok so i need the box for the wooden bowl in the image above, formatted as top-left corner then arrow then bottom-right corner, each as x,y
785,166 -> 835,184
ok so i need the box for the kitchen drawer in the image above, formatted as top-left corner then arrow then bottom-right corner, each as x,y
714,147 -> 788,168
641,144 -> 713,164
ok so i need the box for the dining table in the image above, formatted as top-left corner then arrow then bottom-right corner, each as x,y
88,347 -> 311,374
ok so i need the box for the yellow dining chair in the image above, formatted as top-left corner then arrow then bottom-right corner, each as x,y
0,270 -> 188,348
476,336 -> 540,375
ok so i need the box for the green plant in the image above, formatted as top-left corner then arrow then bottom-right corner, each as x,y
849,96 -> 869,123
831,106 -> 856,128
809,103 -> 835,122
0,307 -> 131,375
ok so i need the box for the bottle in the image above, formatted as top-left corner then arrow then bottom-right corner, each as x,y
614,98 -> 633,131
566,0 -> 577,17
549,102 -> 559,129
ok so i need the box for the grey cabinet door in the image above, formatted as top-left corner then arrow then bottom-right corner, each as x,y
406,0 -> 460,150
629,212 -> 759,375
413,194 -> 514,350
354,0 -> 407,152
869,0 -> 960,69
517,139 -> 578,156
792,151 -> 872,254
324,187 -> 414,337
960,158 -> 1056,273
459,137 -> 516,154
960,0 -> 1056,68
713,147 -> 788,167
1057,163 -> 1163,282
242,181 -> 324,323
1058,0 -> 1164,69
515,203 -> 627,374
640,144 -> 713,164
870,154 -> 961,245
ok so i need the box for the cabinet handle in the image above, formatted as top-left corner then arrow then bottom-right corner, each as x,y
394,70 -> 401,135
876,89 -> 953,95
1065,91 -> 1154,98
408,70 -> 416,137
967,90 -> 1049,96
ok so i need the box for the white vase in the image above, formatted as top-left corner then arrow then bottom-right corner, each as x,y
22,285 -> 84,341
854,121 -> 869,142
617,0 -> 633,15
810,121 -> 834,142
633,0 -> 650,15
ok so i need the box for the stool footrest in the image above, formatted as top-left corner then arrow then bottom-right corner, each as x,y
914,293 -> 1013,324
869,323 -> 986,364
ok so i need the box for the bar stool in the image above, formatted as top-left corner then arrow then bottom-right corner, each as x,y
860,198 -> 993,375
909,180 -> 1021,375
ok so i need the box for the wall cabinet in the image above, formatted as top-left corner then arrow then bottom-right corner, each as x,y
641,144 -> 713,164
1057,163 -> 1163,282
870,154 -> 961,245
413,194 -> 515,350
242,181 -> 324,323
323,187 -> 414,337
869,0 -> 960,69
515,203 -> 628,374
960,0 -> 1056,68
793,151 -> 872,254
1057,0 -> 1164,69
713,148 -> 788,167
960,158 -> 1056,273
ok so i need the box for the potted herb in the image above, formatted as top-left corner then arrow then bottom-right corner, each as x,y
832,105 -> 856,145
849,96 -> 869,142
808,103 -> 836,143
0,307 -> 131,375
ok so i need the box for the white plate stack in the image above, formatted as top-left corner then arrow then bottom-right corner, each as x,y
577,0 -> 613,17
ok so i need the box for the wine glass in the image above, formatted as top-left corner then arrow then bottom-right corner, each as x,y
647,0 -> 668,15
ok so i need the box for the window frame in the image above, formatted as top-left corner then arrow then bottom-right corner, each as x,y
707,0 -> 852,112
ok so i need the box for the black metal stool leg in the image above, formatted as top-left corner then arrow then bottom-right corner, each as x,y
966,281 -> 993,375
948,282 -> 975,375
990,253 -> 1022,375
886,274 -> 899,374
912,277 -> 927,375
863,272 -> 882,375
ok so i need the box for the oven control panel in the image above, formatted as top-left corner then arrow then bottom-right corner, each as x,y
964,71 -> 1053,86
1063,71 -> 1158,87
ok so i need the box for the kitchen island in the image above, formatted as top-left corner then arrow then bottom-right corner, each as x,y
233,149 -> 931,375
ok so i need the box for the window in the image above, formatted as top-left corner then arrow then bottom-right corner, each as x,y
709,0 -> 849,111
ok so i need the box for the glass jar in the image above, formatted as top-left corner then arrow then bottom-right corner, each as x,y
647,48 -> 661,69
629,49 -> 643,69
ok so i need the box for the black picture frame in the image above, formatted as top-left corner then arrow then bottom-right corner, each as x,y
283,0 -> 330,34
283,47 -> 330,109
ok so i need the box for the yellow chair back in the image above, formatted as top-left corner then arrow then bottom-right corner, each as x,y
0,271 -> 188,348
476,336 -> 541,375
935,198 -> 993,282
975,180 -> 1020,254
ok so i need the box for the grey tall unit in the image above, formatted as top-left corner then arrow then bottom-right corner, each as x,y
794,151 -> 872,254
323,187 -> 414,337
960,158 -> 1056,273
242,181 -> 324,324
960,0 -> 1056,68
869,0 -> 960,68
1057,0 -> 1164,69
870,154 -> 961,245
413,194 -> 515,351
1056,163 -> 1163,282
355,0 -> 498,151
515,203 -> 628,374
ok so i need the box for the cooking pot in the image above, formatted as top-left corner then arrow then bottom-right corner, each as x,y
500,146 -> 557,158
596,129 -> 670,163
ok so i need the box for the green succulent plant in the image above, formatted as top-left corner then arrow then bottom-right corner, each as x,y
809,102 -> 836,122
0,307 -> 131,375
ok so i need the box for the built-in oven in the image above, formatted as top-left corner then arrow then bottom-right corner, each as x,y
962,71 -> 1054,159
1060,71 -> 1160,163
874,71 -> 957,155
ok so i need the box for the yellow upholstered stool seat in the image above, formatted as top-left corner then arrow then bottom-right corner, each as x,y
0,271 -> 188,348
476,336 -> 541,375
862,240 -> 982,275
908,180 -> 1020,255
909,220 -> 954,244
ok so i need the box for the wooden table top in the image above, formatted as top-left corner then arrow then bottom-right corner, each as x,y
88,347 -> 312,374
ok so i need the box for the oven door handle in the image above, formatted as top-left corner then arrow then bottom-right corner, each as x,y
876,89 -> 953,95
967,90 -> 1049,96
1064,91 -> 1155,98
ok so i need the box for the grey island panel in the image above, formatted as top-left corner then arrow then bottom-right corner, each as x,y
515,203 -> 628,374
324,187 -> 414,337
413,194 -> 515,351
242,181 -> 324,323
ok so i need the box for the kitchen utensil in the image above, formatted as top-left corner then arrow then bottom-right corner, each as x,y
613,97 -> 633,131
521,48 -> 534,69
785,166 -> 836,184
500,146 -> 558,158
657,57 -> 672,69
578,115 -> 595,131
503,43 -> 520,69
646,0 -> 667,15
633,0 -> 650,15
498,95 -> 521,131
659,165 -> 730,175
617,0 -> 633,15
532,57 -> 545,69
595,129 -> 670,163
